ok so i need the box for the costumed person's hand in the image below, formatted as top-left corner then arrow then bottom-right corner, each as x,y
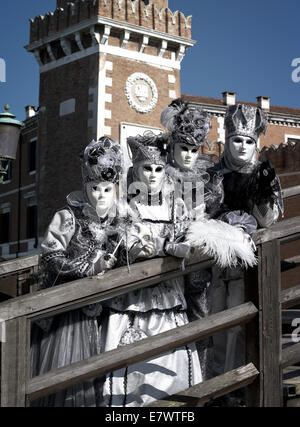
140,241 -> 156,258
165,242 -> 191,259
249,160 -> 276,206
103,254 -> 117,270
192,203 -> 206,221
91,251 -> 116,275
252,202 -> 279,228
129,241 -> 156,261
129,223 -> 157,261
242,232 -> 256,253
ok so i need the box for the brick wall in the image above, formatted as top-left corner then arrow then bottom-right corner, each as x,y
260,141 -> 300,190
105,53 -> 180,141
38,53 -> 100,234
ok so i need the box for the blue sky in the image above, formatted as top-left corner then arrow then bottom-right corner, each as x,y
0,0 -> 300,121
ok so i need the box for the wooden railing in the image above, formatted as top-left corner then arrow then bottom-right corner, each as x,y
0,188 -> 300,407
0,255 -> 39,297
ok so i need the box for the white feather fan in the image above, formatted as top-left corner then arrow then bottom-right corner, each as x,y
185,219 -> 257,269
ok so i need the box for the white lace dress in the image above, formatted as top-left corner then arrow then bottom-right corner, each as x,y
100,193 -> 202,407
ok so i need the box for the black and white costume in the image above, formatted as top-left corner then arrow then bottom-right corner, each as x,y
100,133 -> 202,407
209,104 -> 283,377
30,138 -> 124,407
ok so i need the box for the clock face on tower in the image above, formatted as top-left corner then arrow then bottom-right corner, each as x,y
125,73 -> 158,114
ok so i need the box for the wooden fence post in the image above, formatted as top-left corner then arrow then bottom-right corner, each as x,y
245,239 -> 282,407
260,240 -> 282,407
245,264 -> 261,407
1,317 -> 29,407
259,239 -> 283,406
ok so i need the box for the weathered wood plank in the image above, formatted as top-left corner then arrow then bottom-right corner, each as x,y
283,366 -> 300,396
0,255 -> 39,278
282,186 -> 300,199
282,343 -> 300,369
244,264 -> 262,407
254,217 -> 300,245
147,363 -> 259,407
26,302 -> 258,401
280,233 -> 300,246
1,317 -> 29,407
281,284 -> 300,309
0,255 -> 214,323
259,240 -> 282,407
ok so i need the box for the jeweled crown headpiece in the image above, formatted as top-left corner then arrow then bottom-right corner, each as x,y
81,137 -> 123,184
127,132 -> 167,168
160,98 -> 211,147
225,104 -> 268,142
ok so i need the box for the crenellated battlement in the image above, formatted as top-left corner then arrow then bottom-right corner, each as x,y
260,140 -> 300,175
29,0 -> 192,44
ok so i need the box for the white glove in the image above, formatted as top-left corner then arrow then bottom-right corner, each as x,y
129,241 -> 156,261
192,204 -> 206,221
128,223 -> 157,261
242,232 -> 256,253
165,242 -> 191,259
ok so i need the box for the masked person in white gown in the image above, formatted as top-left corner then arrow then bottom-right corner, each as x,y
160,99 -> 222,381
30,137 -> 124,407
100,132 -> 202,407
209,104 -> 283,394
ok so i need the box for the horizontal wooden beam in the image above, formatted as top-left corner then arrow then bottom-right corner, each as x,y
280,233 -> 300,246
147,363 -> 259,407
26,302 -> 258,401
0,254 -> 214,323
0,255 -> 38,278
282,185 -> 300,199
281,342 -> 300,369
281,284 -> 300,309
254,217 -> 300,245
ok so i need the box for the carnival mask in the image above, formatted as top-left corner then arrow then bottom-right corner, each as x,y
85,181 -> 116,217
173,142 -> 199,170
137,163 -> 165,195
228,135 -> 256,164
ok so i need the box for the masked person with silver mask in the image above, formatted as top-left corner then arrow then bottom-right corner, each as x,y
208,104 -> 283,406
30,137 -> 124,407
213,103 -> 283,227
160,99 -> 220,381
100,132 -> 202,407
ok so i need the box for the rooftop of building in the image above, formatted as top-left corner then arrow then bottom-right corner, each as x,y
182,93 -> 300,118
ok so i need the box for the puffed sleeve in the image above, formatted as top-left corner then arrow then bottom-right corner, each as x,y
40,209 -> 90,282
41,209 -> 75,254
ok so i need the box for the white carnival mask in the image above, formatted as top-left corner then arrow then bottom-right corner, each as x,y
228,135 -> 256,164
137,163 -> 165,195
173,142 -> 199,170
85,181 -> 116,217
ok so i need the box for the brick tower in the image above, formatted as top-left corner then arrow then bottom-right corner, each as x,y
26,0 -> 194,233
